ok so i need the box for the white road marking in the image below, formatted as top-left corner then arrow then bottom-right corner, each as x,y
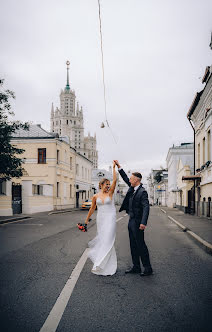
160,208 -> 166,214
39,213 -> 129,331
39,248 -> 89,332
5,223 -> 43,226
0,218 -> 33,226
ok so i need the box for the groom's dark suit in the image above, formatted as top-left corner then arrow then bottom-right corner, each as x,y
119,169 -> 152,271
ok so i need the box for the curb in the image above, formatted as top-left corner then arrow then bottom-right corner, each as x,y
186,230 -> 212,255
168,216 -> 187,232
161,209 -> 212,255
0,216 -> 31,225
48,209 -> 79,215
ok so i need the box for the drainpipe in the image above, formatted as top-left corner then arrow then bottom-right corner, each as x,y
188,117 -> 195,214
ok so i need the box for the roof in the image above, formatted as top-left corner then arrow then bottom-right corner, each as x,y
12,124 -> 55,139
187,91 -> 204,119
187,65 -> 212,119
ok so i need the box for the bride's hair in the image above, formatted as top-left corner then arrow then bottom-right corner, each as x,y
99,178 -> 110,189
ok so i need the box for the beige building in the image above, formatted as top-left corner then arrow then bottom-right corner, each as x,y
166,143 -> 194,208
0,125 -> 92,216
176,159 -> 194,213
75,153 -> 93,208
187,64 -> 212,218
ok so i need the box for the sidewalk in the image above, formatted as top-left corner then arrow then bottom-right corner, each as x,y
0,207 -> 79,225
160,207 -> 212,255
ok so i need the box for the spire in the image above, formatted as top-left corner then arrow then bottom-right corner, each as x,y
210,32 -> 212,50
65,60 -> 70,91
80,106 -> 83,112
51,103 -> 54,118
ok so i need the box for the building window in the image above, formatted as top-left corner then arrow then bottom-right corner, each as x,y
70,157 -> 72,170
76,164 -> 79,175
203,137 -> 205,164
38,148 -> 46,164
208,130 -> 211,161
32,184 -> 43,195
57,182 -> 59,197
57,150 -> 60,164
67,120 -> 68,125
0,180 -> 6,195
70,184 -> 72,198
197,143 -> 200,169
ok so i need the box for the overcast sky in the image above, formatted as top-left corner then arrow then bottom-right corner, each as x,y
1,0 -> 212,181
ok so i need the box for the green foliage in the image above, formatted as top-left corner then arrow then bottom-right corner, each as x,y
0,79 -> 29,181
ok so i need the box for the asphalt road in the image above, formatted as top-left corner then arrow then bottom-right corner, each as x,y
0,207 -> 212,332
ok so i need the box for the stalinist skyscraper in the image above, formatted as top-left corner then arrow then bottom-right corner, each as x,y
50,61 -> 98,169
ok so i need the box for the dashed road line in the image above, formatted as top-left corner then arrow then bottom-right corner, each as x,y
39,248 -> 89,332
39,213 -> 128,331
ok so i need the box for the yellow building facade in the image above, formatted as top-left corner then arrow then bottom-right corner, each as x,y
187,65 -> 212,218
0,125 -> 80,215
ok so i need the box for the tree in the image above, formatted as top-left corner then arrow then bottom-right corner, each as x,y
154,171 -> 163,183
0,79 -> 29,181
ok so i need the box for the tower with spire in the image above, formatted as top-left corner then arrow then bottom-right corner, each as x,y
50,61 -> 98,168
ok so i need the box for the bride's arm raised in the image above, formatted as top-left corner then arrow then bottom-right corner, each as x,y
109,161 -> 117,197
85,195 -> 97,225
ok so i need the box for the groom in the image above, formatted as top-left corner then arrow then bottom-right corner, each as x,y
114,160 -> 153,276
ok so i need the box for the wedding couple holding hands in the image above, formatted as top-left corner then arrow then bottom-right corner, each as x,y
82,160 -> 153,277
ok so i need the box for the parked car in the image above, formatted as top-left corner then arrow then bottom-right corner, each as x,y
81,199 -> 92,210
81,198 -> 97,210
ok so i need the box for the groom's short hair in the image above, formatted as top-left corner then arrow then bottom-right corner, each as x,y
132,172 -> 142,179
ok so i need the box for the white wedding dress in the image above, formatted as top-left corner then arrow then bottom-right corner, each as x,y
88,196 -> 117,276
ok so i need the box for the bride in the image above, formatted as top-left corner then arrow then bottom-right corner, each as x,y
84,161 -> 117,276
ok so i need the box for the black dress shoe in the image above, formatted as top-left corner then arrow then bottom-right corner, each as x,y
125,267 -> 141,274
140,268 -> 153,277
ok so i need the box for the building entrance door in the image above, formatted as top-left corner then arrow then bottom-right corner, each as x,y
76,192 -> 79,208
188,186 -> 194,214
12,183 -> 22,214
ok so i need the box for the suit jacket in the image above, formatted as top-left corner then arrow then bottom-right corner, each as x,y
119,169 -> 150,226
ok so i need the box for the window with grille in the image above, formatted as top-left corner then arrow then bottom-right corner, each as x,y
38,148 -> 46,164
32,184 -> 43,195
57,182 -> 59,197
0,180 -> 6,195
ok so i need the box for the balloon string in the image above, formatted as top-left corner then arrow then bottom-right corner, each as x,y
97,0 -> 117,144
